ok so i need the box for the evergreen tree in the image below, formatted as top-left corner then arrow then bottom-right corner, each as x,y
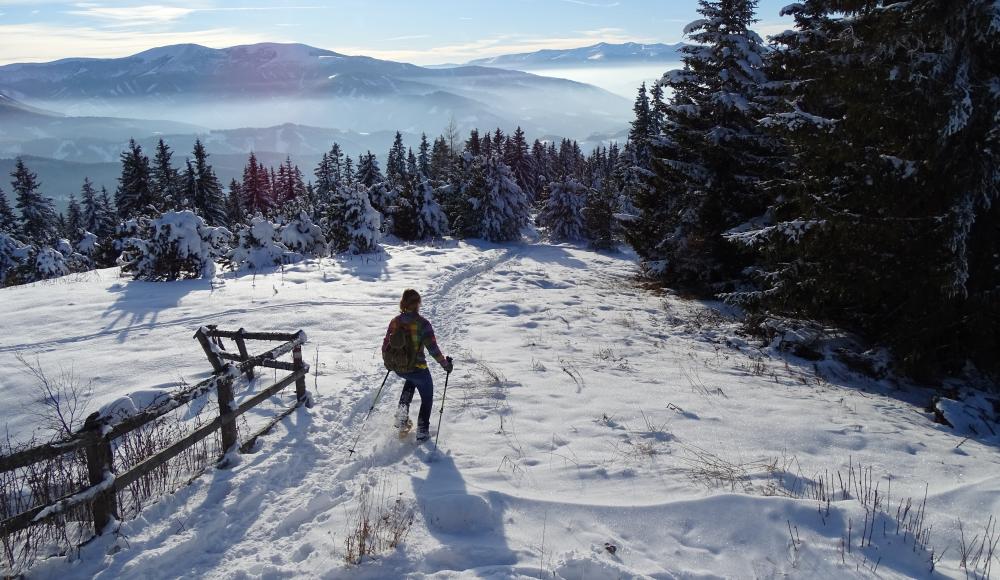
115,139 -> 154,218
417,133 -> 431,177
465,129 -> 481,157
66,194 -> 83,237
314,143 -> 345,210
241,153 -> 273,216
96,186 -> 117,238
0,186 -> 17,235
343,155 -> 355,186
475,157 -> 529,242
191,140 -> 227,226
226,179 -> 245,227
341,183 -> 382,254
429,136 -> 452,182
182,160 -> 198,212
151,139 -> 181,209
406,148 -> 418,179
628,83 -> 654,167
11,158 -> 58,244
386,131 -> 407,187
392,176 -> 422,241
356,151 -> 383,188
443,154 -> 483,238
274,157 -> 306,215
733,0 -> 1000,373
628,0 -> 773,290
584,176 -> 619,251
538,178 -> 587,241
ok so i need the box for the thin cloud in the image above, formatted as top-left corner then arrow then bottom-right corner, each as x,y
379,34 -> 432,43
67,4 -> 196,27
0,23 -> 274,64
67,4 -> 323,28
336,31 -> 658,66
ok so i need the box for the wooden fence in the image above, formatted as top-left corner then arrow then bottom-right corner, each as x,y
0,327 -> 310,541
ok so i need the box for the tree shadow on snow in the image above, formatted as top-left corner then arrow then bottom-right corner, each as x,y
100,277 -> 216,342
332,248 -> 390,282
519,242 -> 589,270
92,406 -> 321,578
411,448 -> 519,577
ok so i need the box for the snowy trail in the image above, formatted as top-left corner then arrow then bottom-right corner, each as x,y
5,241 -> 998,579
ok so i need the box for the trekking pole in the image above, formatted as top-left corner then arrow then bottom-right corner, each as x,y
348,369 -> 391,456
433,357 -> 454,452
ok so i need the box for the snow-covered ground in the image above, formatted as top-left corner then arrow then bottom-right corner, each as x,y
1,240 -> 997,578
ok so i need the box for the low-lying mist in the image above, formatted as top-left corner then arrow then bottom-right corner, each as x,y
519,64 -> 680,100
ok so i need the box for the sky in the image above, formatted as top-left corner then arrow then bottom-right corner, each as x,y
0,1 -> 794,66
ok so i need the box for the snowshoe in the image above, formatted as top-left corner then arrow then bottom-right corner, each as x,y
415,426 -> 430,442
398,418 -> 413,438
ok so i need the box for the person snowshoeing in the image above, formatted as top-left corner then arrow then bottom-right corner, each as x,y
382,289 -> 453,441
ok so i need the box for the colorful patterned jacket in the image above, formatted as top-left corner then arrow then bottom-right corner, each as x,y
381,312 -> 446,370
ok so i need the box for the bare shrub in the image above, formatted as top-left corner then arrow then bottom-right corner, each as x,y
343,477 -> 414,565
15,352 -> 93,438
958,516 -> 998,580
1,437 -> 91,577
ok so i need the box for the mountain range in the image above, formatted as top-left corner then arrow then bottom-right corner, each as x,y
0,42 -> 629,138
0,42 -> 641,208
465,42 -> 687,68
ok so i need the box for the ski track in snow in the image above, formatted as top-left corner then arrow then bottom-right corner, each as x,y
5,241 -> 999,579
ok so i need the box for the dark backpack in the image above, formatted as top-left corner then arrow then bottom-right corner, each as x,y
383,322 -> 417,372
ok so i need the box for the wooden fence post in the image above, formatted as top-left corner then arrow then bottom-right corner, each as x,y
216,373 -> 239,458
234,328 -> 254,379
195,328 -> 224,374
83,418 -> 117,535
292,344 -> 310,407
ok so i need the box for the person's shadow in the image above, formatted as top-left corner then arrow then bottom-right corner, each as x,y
411,448 -> 519,576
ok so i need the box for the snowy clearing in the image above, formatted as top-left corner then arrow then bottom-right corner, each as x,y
1,240 -> 997,578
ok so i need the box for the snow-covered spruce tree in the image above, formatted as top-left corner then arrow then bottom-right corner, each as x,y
226,179 -> 245,228
280,210 -> 327,257
473,156 -> 530,242
115,139 -> 155,218
30,246 -> 70,281
11,157 -> 58,245
627,0 -> 774,291
151,139 -> 181,210
65,194 -> 83,239
386,131 -> 407,188
442,153 -> 482,239
321,182 -> 382,254
189,140 -> 227,226
0,185 -> 16,235
343,183 -> 382,254
227,215 -> 298,271
356,152 -> 383,189
74,231 -> 99,266
392,176 -> 422,241
120,210 -> 231,281
393,175 -> 449,241
732,0 -> 1000,374
584,177 -> 619,251
538,178 -> 587,241
55,238 -> 91,272
416,176 -> 449,239
240,153 -> 273,217
321,184 -> 351,254
0,232 -> 31,286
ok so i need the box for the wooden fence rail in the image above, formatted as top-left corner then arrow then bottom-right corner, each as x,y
0,327 -> 311,540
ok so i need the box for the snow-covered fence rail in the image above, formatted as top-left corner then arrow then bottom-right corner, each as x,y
0,327 -> 310,550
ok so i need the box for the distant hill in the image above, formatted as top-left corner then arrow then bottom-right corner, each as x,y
465,42 -> 687,69
0,42 -> 631,140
